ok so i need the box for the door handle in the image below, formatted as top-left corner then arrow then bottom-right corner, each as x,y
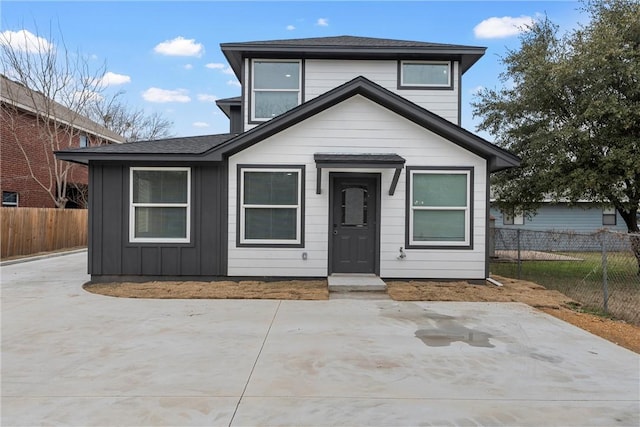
333,230 -> 338,235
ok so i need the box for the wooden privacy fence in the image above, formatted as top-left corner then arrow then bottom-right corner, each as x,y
1,207 -> 88,259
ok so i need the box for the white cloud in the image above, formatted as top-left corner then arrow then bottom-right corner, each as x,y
142,87 -> 190,103
227,80 -> 241,88
193,121 -> 210,128
98,71 -> 131,86
154,36 -> 204,57
286,25 -> 296,31
184,64 -> 193,70
73,90 -> 103,104
316,18 -> 329,27
197,93 -> 218,102
206,63 -> 235,75
474,15 -> 535,39
0,29 -> 54,53
470,85 -> 484,95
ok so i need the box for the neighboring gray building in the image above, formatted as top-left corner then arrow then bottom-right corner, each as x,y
491,202 -> 627,233
57,35 -> 520,283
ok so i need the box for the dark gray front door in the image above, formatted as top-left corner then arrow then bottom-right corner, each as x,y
330,174 -> 379,274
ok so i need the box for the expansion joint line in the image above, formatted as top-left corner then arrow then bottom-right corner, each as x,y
228,300 -> 281,427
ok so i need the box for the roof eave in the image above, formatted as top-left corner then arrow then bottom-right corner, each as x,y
221,44 -> 486,79
204,76 -> 520,171
54,151 -> 213,165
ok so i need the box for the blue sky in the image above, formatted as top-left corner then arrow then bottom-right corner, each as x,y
1,1 -> 587,138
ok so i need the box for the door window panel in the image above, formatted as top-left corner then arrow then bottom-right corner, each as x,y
341,186 -> 368,226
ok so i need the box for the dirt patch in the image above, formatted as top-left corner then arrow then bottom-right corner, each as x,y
84,275 -> 639,354
84,280 -> 329,300
386,276 -> 574,309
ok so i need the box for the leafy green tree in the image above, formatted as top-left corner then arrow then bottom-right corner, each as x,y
473,0 -> 640,271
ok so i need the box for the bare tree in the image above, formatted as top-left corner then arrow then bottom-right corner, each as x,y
0,26 -> 111,208
88,91 -> 173,142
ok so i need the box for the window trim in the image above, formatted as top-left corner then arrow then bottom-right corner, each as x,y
129,167 -> 191,244
249,59 -> 303,123
602,207 -> 617,226
2,191 -> 19,207
398,60 -> 453,90
237,164 -> 305,247
405,166 -> 473,249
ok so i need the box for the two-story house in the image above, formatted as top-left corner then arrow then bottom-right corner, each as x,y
56,36 -> 520,283
1,75 -> 125,208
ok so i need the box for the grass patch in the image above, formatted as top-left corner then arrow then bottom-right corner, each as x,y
491,251 -> 639,325
491,251 -> 638,288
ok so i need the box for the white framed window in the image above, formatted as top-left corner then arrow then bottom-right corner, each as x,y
503,210 -> 525,225
79,135 -> 89,148
2,191 -> 18,207
129,167 -> 190,243
251,59 -> 301,121
400,61 -> 452,88
407,168 -> 472,248
602,207 -> 617,226
238,166 -> 304,246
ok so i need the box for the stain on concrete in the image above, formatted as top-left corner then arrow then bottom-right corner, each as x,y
379,303 -> 495,348
415,328 -> 494,348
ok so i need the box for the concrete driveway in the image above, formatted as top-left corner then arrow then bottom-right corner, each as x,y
1,252 -> 638,426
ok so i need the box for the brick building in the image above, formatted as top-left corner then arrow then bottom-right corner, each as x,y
1,75 -> 125,208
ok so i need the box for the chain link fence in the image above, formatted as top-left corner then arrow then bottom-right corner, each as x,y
490,228 -> 640,325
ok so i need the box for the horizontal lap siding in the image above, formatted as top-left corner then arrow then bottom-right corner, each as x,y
90,163 -> 226,278
229,95 -> 486,279
244,59 -> 460,130
305,60 -> 459,124
490,203 -> 628,233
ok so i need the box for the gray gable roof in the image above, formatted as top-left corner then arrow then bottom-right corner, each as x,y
56,133 -> 236,164
203,76 -> 520,172
221,35 -> 486,79
215,96 -> 241,118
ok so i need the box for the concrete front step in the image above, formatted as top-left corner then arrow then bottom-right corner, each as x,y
327,274 -> 387,293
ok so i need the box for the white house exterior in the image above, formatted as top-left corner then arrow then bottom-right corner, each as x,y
56,36 -> 520,283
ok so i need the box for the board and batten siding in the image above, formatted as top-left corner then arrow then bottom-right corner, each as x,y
88,162 -> 227,280
229,95 -> 487,279
243,58 -> 460,131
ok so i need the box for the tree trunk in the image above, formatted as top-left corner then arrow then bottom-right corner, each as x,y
618,208 -> 640,275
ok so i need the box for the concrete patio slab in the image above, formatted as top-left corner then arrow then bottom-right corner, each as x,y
1,252 -> 638,426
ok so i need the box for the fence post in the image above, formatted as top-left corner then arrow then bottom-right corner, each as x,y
517,229 -> 522,279
601,231 -> 609,314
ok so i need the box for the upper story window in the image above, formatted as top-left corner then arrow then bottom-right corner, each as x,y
399,61 -> 452,89
79,135 -> 89,148
251,60 -> 301,121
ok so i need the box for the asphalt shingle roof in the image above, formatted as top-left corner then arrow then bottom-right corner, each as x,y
1,75 -> 126,144
60,133 -> 236,155
225,35 -> 473,49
